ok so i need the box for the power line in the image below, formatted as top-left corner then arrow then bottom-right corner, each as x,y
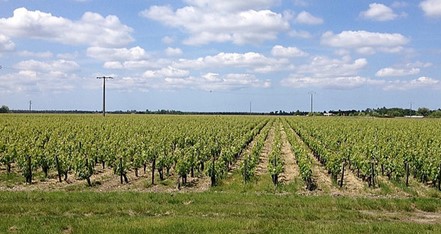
96,76 -> 113,117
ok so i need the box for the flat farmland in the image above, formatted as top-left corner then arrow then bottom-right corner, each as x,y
0,114 -> 440,233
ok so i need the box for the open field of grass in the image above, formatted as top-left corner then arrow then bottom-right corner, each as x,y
1,190 -> 441,233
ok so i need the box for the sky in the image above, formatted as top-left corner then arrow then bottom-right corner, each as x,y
0,0 -> 440,112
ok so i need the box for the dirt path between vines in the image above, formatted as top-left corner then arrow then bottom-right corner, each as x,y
256,124 -> 275,176
339,166 -> 366,195
286,128 -> 337,195
287,127 -> 367,196
279,125 -> 300,184
228,121 -> 270,173
220,120 -> 272,187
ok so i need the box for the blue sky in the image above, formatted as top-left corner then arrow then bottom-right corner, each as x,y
0,0 -> 440,112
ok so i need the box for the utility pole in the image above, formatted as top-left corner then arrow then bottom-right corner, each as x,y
308,91 -> 316,114
96,76 -> 113,116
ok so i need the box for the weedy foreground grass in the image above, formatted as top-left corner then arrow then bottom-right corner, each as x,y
1,190 -> 440,233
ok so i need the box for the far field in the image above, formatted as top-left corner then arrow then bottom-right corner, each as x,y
0,114 -> 440,233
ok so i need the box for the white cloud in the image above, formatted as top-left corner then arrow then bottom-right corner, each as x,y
295,11 -> 323,25
376,67 -> 420,77
384,77 -> 440,90
15,59 -> 79,73
183,0 -> 277,12
289,30 -> 312,39
360,3 -> 398,21
176,52 -> 288,73
280,55 -> 440,90
0,34 -> 15,52
18,50 -> 53,58
163,73 -> 271,91
102,60 -> 166,70
57,52 -> 79,60
292,0 -> 309,7
0,7 -> 133,47
143,66 -> 190,78
87,46 -> 148,61
391,1 -> 408,8
409,77 -> 439,87
297,56 -> 367,78
123,60 -> 166,70
87,46 -> 170,69
204,73 -> 271,90
103,61 -> 124,69
271,45 -> 308,57
281,56 -> 369,89
1,59 -> 81,93
162,36 -> 175,44
420,0 -> 441,18
165,47 -> 183,56
97,71 -> 272,92
141,2 -> 290,45
282,75 -> 440,91
321,30 -> 409,54
281,76 -> 368,89
408,61 -> 432,68
376,61 -> 431,77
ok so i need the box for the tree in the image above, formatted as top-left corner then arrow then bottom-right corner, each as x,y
429,110 -> 441,118
0,105 -> 9,113
417,107 -> 430,117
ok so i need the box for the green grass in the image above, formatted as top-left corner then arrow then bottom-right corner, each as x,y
0,172 -> 23,187
0,191 -> 440,233
388,178 -> 420,196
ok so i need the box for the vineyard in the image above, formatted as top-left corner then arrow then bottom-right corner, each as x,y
1,114 -> 441,196
1,114 -> 441,233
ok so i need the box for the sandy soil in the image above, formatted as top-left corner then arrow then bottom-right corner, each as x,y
0,162 -> 211,193
278,124 -> 300,184
255,124 -> 274,176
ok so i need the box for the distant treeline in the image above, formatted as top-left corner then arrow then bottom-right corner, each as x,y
2,106 -> 441,118
326,107 -> 441,118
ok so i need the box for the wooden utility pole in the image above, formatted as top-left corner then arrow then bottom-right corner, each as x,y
96,76 -> 113,116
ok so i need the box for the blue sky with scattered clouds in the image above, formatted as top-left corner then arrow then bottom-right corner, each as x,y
0,0 -> 440,112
